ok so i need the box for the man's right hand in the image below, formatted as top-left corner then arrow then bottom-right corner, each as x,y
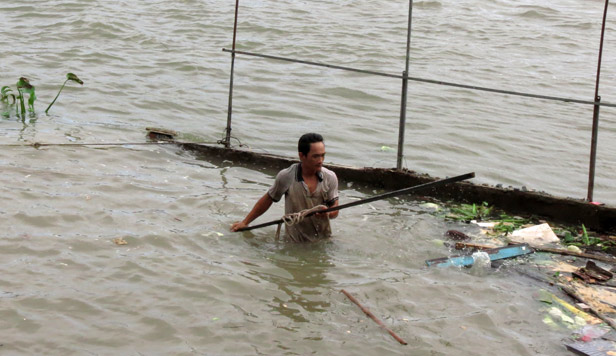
230,221 -> 248,232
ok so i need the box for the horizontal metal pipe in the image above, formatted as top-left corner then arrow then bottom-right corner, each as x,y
223,48 -> 616,108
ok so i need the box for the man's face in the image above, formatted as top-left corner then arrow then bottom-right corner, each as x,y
300,141 -> 326,172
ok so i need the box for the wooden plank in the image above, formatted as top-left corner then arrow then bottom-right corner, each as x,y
565,340 -> 616,356
455,242 -> 499,250
534,247 -> 616,264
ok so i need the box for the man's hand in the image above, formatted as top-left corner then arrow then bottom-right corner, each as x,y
231,193 -> 274,232
315,205 -> 334,219
316,201 -> 338,219
231,221 -> 248,232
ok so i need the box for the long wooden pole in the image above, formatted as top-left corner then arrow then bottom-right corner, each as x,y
236,172 -> 474,232
341,289 -> 408,345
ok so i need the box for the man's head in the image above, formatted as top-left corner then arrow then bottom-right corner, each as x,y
298,133 -> 326,173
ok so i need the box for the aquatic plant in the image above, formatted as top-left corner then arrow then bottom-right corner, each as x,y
16,77 -> 36,119
1,73 -> 83,119
45,73 -> 83,114
1,86 -> 16,118
556,224 -> 614,250
493,215 -> 530,235
447,201 -> 493,222
446,201 -> 533,235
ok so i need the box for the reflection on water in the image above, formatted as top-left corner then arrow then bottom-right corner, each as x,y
16,117 -> 38,142
247,240 -> 334,323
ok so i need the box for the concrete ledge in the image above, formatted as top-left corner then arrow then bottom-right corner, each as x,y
160,136 -> 615,233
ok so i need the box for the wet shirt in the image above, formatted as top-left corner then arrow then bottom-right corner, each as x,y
268,163 -> 339,242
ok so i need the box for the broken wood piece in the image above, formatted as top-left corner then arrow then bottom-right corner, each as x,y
601,300 -> 616,310
113,237 -> 127,245
454,242 -> 499,251
146,127 -> 177,141
576,303 -> 591,312
445,230 -> 471,241
566,339 -> 616,356
534,247 -> 616,264
559,284 -> 616,331
574,261 -> 613,284
340,289 -> 407,345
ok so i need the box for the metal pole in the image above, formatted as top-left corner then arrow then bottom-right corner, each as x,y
587,0 -> 609,202
223,49 -> 616,108
397,0 -> 413,170
397,72 -> 409,170
224,0 -> 240,148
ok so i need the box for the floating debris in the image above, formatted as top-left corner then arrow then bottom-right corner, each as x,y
113,237 -> 128,245
426,243 -> 533,268
445,230 -> 471,241
509,223 -> 559,246
565,339 -> 616,356
340,289 -> 407,345
573,261 -> 613,284
202,231 -> 224,237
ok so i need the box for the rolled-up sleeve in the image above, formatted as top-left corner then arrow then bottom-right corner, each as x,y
267,166 -> 293,202
325,171 -> 339,207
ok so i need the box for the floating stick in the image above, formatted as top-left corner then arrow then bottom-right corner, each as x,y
340,289 -> 407,345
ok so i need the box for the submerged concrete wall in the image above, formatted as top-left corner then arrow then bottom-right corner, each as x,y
173,140 -> 615,233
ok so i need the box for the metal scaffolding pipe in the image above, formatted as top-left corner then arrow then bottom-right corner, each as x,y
223,0 -> 240,148
587,0 -> 610,202
397,0 -> 414,170
222,49 -> 616,108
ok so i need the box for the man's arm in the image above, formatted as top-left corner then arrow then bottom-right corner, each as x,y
230,193 -> 274,232
328,199 -> 339,219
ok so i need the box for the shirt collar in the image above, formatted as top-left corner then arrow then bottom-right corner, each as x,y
297,163 -> 323,182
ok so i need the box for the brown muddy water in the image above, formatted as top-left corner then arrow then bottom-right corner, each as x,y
1,0 -> 615,354
1,144 -> 570,355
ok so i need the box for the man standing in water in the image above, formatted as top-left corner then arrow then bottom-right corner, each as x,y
230,133 -> 339,242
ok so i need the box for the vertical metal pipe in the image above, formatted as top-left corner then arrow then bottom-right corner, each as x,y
587,0 -> 609,201
224,0 -> 240,148
588,97 -> 601,201
396,0 -> 413,170
397,71 -> 409,170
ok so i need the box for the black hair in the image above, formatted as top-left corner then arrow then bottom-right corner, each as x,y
298,133 -> 324,156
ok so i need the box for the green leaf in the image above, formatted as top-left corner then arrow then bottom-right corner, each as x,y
16,78 -> 36,113
27,88 -> 37,112
563,231 -> 574,243
66,73 -> 83,85
582,224 -> 589,246
46,73 -> 84,114
16,77 -> 33,90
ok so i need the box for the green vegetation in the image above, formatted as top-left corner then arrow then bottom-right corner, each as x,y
1,73 -> 83,119
493,216 -> 530,234
447,202 -> 493,222
444,201 -> 614,251
556,224 -> 614,249
446,201 -> 532,234
1,86 -> 16,118
45,73 -> 83,114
